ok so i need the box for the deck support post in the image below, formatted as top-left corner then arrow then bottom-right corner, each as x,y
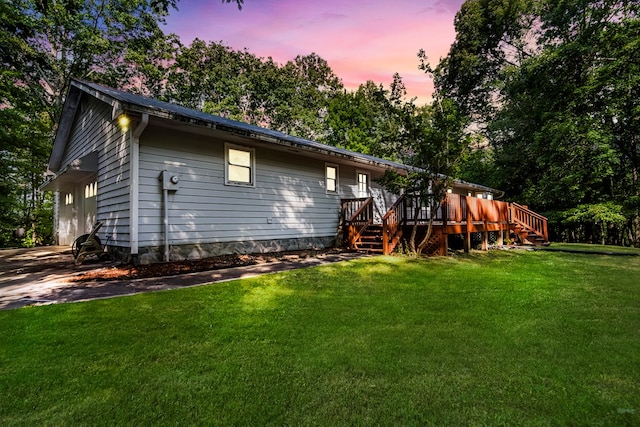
482,221 -> 489,251
382,222 -> 388,255
440,197 -> 448,256
464,196 -> 471,253
439,232 -> 447,256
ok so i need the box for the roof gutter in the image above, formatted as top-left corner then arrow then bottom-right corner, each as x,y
102,100 -> 409,174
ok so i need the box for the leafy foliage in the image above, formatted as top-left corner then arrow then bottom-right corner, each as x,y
437,0 -> 640,246
324,74 -> 413,159
1,0 -> 178,246
377,93 -> 470,255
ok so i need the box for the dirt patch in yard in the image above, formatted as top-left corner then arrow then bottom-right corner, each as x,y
71,248 -> 348,282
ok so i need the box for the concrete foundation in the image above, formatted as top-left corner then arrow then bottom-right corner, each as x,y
109,236 -> 336,265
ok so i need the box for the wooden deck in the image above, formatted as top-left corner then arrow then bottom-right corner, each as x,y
342,194 -> 549,255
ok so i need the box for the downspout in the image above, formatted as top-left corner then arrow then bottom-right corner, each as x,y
163,185 -> 169,262
130,113 -> 149,264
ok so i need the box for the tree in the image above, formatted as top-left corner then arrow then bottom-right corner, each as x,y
158,42 -> 344,138
1,0 -> 178,246
324,73 -> 413,160
377,56 -> 470,256
384,98 -> 469,256
267,53 -> 343,139
436,0 -> 640,246
430,0 -> 535,127
0,83 -> 53,246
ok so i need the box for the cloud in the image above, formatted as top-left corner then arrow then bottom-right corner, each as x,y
164,0 -> 464,102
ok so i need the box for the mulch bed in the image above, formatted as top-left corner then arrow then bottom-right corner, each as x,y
71,248 -> 347,282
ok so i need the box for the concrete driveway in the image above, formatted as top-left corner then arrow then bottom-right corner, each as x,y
0,246 -> 115,310
0,246 -> 365,311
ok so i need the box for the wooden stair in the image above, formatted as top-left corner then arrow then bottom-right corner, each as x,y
341,195 -> 550,255
353,224 -> 385,253
510,203 -> 550,246
511,224 -> 549,246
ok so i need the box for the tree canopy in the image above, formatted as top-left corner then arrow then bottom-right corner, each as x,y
437,0 -> 640,245
1,0 -> 180,245
1,0 -> 418,246
4,0 -> 639,248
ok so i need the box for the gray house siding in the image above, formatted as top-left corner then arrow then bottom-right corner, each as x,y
54,95 -> 132,247
134,126 -> 393,263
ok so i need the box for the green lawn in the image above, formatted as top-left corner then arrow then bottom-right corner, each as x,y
545,242 -> 640,255
1,250 -> 639,426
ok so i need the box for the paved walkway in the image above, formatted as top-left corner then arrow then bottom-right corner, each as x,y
0,246 -> 365,311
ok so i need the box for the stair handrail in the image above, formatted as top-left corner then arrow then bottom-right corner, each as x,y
511,203 -> 548,242
347,197 -> 373,223
345,197 -> 374,249
382,194 -> 406,254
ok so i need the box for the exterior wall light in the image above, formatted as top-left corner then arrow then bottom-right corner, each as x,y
118,114 -> 130,132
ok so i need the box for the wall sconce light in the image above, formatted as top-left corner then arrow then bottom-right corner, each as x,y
118,114 -> 130,132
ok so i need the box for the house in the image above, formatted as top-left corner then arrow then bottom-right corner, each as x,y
42,79 -> 546,264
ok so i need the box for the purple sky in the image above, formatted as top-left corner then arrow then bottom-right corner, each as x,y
163,0 -> 465,104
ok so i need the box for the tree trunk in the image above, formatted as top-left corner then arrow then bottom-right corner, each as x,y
416,197 -> 442,254
416,218 -> 435,254
408,205 -> 419,255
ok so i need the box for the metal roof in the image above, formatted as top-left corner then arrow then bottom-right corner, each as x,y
71,78 -> 414,172
50,78 -> 499,194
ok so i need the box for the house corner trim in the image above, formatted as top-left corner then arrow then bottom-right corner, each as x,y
130,113 -> 149,259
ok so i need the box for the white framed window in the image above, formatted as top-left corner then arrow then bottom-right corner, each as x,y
65,193 -> 74,205
325,164 -> 338,194
225,143 -> 255,186
357,171 -> 369,196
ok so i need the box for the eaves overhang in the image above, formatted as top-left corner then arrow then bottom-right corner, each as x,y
59,78 -> 502,196
69,79 -> 412,175
41,151 -> 98,192
47,87 -> 82,173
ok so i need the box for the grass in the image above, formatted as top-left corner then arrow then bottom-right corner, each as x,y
545,242 -> 640,255
1,250 -> 639,426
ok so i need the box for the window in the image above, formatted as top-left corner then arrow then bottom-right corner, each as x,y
84,182 -> 97,199
226,144 -> 255,186
65,193 -> 74,205
357,172 -> 369,195
326,164 -> 338,193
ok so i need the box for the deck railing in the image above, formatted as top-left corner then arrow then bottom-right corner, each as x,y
343,197 -> 374,249
464,196 -> 511,225
403,194 -> 442,224
511,203 -> 549,242
341,194 -> 548,253
382,194 -> 406,254
403,193 -> 511,225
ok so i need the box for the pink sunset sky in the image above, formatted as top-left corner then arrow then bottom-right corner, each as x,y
163,0 -> 465,105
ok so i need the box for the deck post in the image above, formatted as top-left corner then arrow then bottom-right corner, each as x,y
441,197 -> 448,256
497,204 -> 505,246
382,221 -> 388,255
464,196 -> 471,253
482,218 -> 489,251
